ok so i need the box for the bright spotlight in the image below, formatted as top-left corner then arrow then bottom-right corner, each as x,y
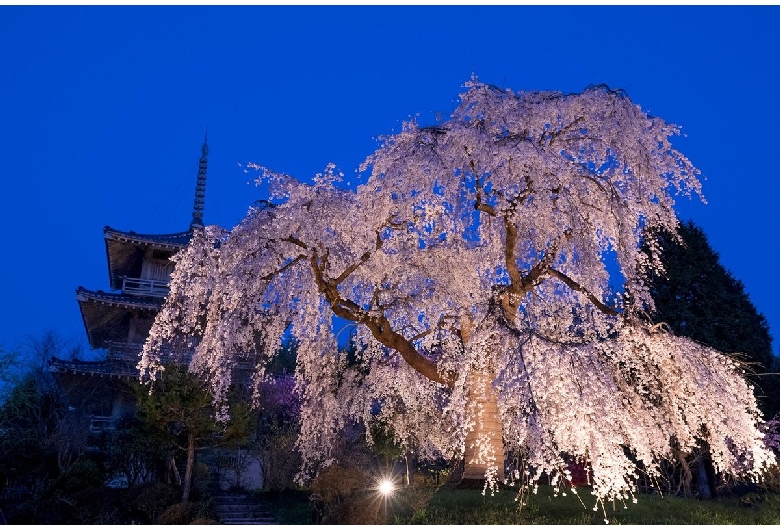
379,478 -> 395,496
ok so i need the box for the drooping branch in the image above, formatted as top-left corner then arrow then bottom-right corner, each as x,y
548,268 -> 618,316
364,315 -> 455,387
503,218 -> 524,291
334,250 -> 372,286
145,82 -> 774,499
475,174 -> 497,216
333,222 -> 386,286
259,254 -> 307,282
308,246 -> 455,387
407,314 -> 459,342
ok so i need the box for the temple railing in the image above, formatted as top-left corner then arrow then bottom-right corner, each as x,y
104,341 -> 262,383
90,415 -> 115,432
121,277 -> 170,297
105,341 -> 192,366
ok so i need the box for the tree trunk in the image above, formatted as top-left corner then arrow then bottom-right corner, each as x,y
462,371 -> 505,485
676,449 -> 693,497
182,432 -> 196,502
696,456 -> 712,499
167,452 -> 182,485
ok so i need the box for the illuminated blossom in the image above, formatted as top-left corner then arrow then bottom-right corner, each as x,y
141,79 -> 773,502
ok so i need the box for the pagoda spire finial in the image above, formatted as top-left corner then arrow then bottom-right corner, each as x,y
190,129 -> 208,229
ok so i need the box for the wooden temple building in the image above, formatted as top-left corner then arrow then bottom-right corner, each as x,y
49,138 -> 210,432
49,138 -> 266,491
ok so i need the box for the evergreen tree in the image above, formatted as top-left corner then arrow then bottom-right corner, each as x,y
648,220 -> 779,418
135,364 -> 253,502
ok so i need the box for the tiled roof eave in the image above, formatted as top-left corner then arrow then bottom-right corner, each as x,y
103,226 -> 193,249
49,357 -> 138,378
76,287 -> 164,310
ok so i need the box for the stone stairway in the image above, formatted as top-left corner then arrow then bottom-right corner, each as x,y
212,493 -> 276,525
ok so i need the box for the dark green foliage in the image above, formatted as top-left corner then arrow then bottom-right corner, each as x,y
134,364 -> 253,502
647,221 -> 779,417
256,490 -> 312,524
134,364 -> 219,435
0,374 -> 64,490
252,349 -> 302,492
130,482 -> 183,523
255,414 -> 300,491
369,422 -> 404,465
310,463 -> 387,524
53,459 -> 103,493
6,483 -> 186,525
267,340 -> 298,375
240,483 -> 780,525
0,334 -> 252,523
156,500 -> 218,524
98,413 -> 165,487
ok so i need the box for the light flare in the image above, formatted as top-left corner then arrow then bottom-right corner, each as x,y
379,478 -> 395,496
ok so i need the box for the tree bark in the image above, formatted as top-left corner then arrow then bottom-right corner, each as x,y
167,452 -> 182,485
696,456 -> 712,499
182,432 -> 196,503
462,371 -> 505,484
676,448 -> 693,497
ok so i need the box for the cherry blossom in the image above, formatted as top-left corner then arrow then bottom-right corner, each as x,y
141,79 -> 773,501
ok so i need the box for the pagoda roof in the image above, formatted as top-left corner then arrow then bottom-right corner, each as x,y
104,226 -> 194,248
76,287 -> 162,349
49,355 -> 256,381
49,356 -> 138,378
104,227 -> 193,290
77,287 -> 163,309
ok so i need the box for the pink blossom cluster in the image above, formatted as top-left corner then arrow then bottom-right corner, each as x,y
141,79 -> 774,501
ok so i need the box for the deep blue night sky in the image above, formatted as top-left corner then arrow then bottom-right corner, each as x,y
1,6 -> 778,357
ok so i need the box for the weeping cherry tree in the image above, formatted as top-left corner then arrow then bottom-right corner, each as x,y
141,80 -> 773,509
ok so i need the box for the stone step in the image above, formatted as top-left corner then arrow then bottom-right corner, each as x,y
221,517 -> 276,523
222,521 -> 277,525
215,504 -> 267,511
217,511 -> 272,518
212,493 -> 277,525
219,517 -> 276,524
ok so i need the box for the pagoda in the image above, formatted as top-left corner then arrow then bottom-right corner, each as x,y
50,137 -> 210,431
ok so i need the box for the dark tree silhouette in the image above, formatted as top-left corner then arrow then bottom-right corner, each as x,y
647,220 -> 779,418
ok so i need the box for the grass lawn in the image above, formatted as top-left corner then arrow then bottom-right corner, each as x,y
389,484 -> 780,525
257,484 -> 780,524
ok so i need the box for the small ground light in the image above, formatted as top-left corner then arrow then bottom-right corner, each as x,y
379,479 -> 395,496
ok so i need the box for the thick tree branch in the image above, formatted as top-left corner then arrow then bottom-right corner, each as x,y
364,315 -> 455,387
308,249 -> 455,387
518,249 -> 556,293
548,268 -> 618,316
407,315 -> 458,342
283,235 -> 307,249
503,219 -> 524,289
259,254 -> 307,282
333,219 -> 398,286
334,250 -> 372,286
499,174 -> 536,301
473,165 -> 497,217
